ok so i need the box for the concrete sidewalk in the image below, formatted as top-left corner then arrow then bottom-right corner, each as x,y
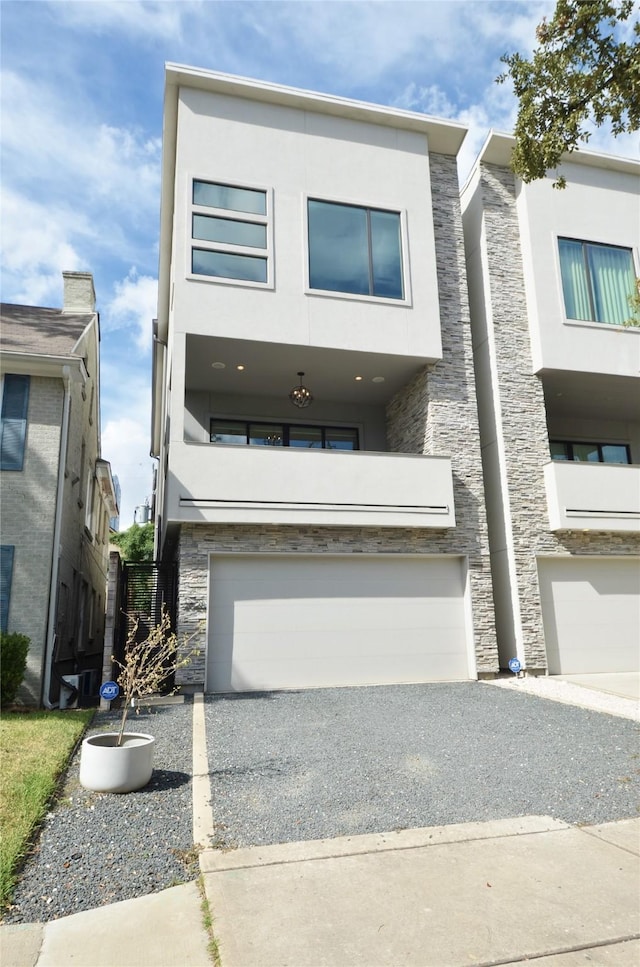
200,815 -> 640,967
0,880 -> 211,967
3,815 -> 639,967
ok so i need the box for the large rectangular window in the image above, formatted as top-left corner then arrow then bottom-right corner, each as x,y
308,199 -> 404,300
550,441 -> 631,464
211,419 -> 359,451
0,374 -> 30,471
191,180 -> 269,285
558,239 -> 636,326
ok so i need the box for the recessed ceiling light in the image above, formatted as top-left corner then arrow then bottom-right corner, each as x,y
211,361 -> 226,369
355,375 -> 363,381
236,364 -> 245,371
372,376 -> 385,383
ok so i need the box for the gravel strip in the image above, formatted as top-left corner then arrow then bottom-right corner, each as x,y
205,682 -> 640,850
4,699 -> 195,924
486,675 -> 639,721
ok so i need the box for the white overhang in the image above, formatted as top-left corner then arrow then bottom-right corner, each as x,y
0,351 -> 88,383
95,458 -> 119,518
464,130 -> 640,190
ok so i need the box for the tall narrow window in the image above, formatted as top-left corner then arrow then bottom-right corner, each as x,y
0,375 -> 30,471
0,545 -> 14,632
308,200 -> 404,300
558,239 -> 636,326
191,180 -> 269,285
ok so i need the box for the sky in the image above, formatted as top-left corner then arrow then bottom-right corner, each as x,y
1,0 -> 637,530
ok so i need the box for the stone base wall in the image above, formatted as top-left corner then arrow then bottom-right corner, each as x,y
176,521 -> 500,686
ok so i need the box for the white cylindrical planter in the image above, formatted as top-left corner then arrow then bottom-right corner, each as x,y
79,733 -> 155,793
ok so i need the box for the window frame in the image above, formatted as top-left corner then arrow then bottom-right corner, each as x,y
550,440 -> 632,464
557,236 -> 637,327
210,418 -> 360,451
188,176 -> 274,289
304,195 -> 411,306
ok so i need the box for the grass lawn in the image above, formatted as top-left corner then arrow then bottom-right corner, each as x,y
0,708 -> 94,910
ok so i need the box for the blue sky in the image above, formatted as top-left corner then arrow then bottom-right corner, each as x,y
1,0 -> 636,529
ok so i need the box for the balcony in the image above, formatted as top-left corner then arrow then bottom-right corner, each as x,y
166,442 -> 455,529
544,461 -> 640,533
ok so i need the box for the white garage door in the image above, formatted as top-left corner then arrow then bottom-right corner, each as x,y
207,555 -> 470,692
538,557 -> 640,675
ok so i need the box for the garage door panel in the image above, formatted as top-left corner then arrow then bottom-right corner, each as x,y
538,558 -> 640,675
207,555 -> 470,691
211,648 -> 470,693
229,598 -> 463,636
218,626 -> 466,663
217,574 -> 463,602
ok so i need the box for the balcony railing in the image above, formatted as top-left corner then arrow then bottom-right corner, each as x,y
544,461 -> 640,533
167,442 -> 456,529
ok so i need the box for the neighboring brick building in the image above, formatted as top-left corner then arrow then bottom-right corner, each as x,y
0,272 -> 118,705
152,66 -> 498,692
461,133 -> 640,676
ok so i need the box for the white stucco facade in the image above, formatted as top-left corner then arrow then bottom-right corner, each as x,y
153,66 -> 498,692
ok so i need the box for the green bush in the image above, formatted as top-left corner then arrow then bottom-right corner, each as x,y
1,632 -> 30,707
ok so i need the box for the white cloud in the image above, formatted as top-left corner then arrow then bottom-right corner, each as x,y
47,0 -> 201,42
106,268 -> 158,351
393,73 -> 518,183
1,70 -> 160,271
0,189 -> 96,305
102,413 -> 155,530
100,364 -> 154,532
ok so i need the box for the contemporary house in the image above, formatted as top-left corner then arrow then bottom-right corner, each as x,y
461,133 -> 640,676
152,65 -> 499,692
0,272 -> 118,705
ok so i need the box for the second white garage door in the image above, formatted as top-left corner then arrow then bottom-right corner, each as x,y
538,557 -> 640,674
207,555 -> 470,692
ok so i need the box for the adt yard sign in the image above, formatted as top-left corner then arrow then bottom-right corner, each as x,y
508,657 -> 522,675
100,681 -> 120,701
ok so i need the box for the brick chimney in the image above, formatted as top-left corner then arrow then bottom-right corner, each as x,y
62,271 -> 96,313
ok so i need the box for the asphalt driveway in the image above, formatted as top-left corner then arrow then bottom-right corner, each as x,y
204,682 -> 640,849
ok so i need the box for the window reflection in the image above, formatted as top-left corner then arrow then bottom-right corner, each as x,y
308,200 -> 403,300
192,249 -> 267,283
193,181 -> 266,215
210,420 -> 359,450
193,215 -> 266,249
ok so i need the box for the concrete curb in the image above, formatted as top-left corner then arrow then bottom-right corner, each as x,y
200,814 -> 568,873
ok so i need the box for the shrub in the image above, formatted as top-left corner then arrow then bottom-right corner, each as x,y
0,632 -> 30,707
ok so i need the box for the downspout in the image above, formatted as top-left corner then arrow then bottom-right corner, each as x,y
42,365 -> 73,708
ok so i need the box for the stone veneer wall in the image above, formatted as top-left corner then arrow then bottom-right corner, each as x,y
477,162 -> 640,671
386,152 -> 498,673
175,151 -> 500,686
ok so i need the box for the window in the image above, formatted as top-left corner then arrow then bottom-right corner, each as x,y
308,199 -> 404,300
210,419 -> 359,450
0,375 -> 30,471
85,469 -> 95,534
558,239 -> 636,326
0,545 -> 14,632
550,441 -> 631,464
191,180 -> 269,285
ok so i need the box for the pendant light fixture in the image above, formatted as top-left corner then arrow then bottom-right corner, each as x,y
289,371 -> 313,408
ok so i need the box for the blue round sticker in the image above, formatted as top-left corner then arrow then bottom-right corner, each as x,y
508,657 -> 522,674
100,680 -> 120,700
